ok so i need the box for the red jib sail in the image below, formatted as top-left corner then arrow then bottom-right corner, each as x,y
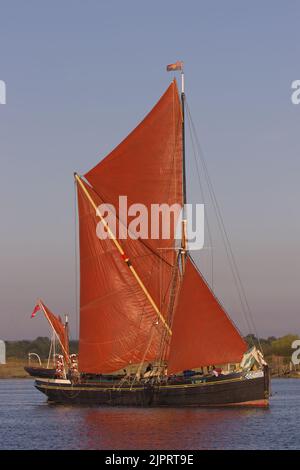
77,80 -> 183,373
167,258 -> 247,374
39,301 -> 69,362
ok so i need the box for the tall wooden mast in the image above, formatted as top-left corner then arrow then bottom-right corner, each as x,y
156,63 -> 187,366
180,66 -> 188,270
166,61 -> 187,270
181,67 -> 187,209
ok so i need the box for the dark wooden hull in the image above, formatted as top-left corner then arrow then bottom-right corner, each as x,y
35,369 -> 270,407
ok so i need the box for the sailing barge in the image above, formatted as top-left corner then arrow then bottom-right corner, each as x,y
30,64 -> 270,406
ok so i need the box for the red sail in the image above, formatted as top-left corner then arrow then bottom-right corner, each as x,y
84,80 -> 182,265
167,258 -> 247,374
77,81 -> 182,373
40,301 -> 69,361
77,181 -> 177,372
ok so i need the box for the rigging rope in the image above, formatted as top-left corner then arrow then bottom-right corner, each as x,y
186,107 -> 214,291
156,257 -> 180,367
185,100 -> 263,353
74,180 -> 79,342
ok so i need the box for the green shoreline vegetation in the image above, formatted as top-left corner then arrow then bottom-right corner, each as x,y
0,334 -> 299,379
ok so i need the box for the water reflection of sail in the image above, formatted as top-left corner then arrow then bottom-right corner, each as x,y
83,407 -> 268,450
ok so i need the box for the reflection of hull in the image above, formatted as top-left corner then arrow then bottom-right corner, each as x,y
35,368 -> 270,407
24,366 -> 56,379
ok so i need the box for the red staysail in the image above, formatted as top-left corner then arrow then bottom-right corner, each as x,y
167,258 -> 247,374
78,81 -> 183,373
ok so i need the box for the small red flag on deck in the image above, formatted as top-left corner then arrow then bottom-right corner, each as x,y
166,61 -> 183,72
31,304 -> 41,318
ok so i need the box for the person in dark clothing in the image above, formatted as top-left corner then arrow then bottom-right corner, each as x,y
145,363 -> 153,373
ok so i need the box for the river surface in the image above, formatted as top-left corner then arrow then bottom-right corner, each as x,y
0,379 -> 299,449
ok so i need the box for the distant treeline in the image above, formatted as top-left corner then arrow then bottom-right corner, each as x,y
245,334 -> 300,358
4,334 -> 300,360
6,337 -> 79,359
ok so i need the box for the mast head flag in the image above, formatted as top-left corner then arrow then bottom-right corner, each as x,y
31,303 -> 41,318
166,61 -> 183,72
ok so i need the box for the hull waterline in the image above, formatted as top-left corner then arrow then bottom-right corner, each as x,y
34,370 -> 270,408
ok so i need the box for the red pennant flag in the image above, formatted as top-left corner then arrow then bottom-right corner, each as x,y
31,304 -> 41,318
166,61 -> 183,72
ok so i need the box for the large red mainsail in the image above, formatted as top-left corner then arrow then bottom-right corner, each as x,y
77,79 -> 246,375
77,80 -> 183,373
167,258 -> 247,374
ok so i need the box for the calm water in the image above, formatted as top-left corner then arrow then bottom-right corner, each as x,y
0,379 -> 299,450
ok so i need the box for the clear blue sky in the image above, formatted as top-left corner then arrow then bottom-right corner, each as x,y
0,1 -> 299,340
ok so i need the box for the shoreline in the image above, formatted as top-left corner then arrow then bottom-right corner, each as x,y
0,359 -> 46,379
1,359 -> 300,380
